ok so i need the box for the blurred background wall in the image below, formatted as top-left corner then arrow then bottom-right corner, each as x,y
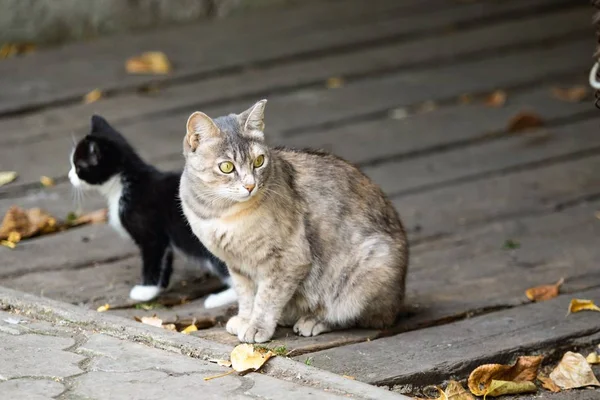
0,0 -> 316,45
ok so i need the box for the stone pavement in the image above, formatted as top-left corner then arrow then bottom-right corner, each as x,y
0,287 -> 407,400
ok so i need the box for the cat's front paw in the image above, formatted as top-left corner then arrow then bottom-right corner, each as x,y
293,316 -> 331,337
129,285 -> 161,302
237,322 -> 274,344
226,316 -> 249,336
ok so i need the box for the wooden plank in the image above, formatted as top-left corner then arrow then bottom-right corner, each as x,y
283,76 -> 592,166
301,287 -> 600,386
0,6 -> 589,146
0,0 -> 573,114
364,116 -> 600,197
0,39 -> 591,192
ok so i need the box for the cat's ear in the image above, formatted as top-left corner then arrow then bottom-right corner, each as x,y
90,115 -> 112,133
185,112 -> 219,153
239,99 -> 267,139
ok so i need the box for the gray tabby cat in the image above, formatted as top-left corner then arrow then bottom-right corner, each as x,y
179,100 -> 408,343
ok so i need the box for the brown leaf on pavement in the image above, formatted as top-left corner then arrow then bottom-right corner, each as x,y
567,299 -> 600,314
537,374 -> 561,392
586,352 -> 600,365
549,351 -> 600,389
83,89 -> 103,104
551,86 -> 588,103
484,90 -> 507,107
126,51 -> 172,75
525,278 -> 564,302
484,380 -> 536,397
468,355 -> 543,396
325,77 -> 344,89
507,112 -> 543,133
231,343 -> 275,373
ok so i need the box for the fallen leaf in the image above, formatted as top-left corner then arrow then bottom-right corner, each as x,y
0,43 -> 35,59
3,318 -> 23,325
468,355 -> 543,396
231,343 -> 275,373
139,316 -> 163,328
444,381 -> 474,400
587,352 -> 600,365
507,112 -> 544,133
162,323 -> 177,331
70,209 -> 108,226
537,374 -> 561,392
0,206 -> 59,240
125,52 -> 172,75
484,90 -> 507,107
181,324 -> 198,334
484,380 -> 536,398
7,231 -> 21,243
83,89 -> 103,104
208,359 -> 233,367
171,316 -> 216,331
551,86 -> 588,103
525,278 -> 564,302
0,171 -> 17,187
96,304 -> 110,312
343,375 -> 356,380
549,351 -> 600,389
567,299 -> 600,314
325,77 -> 344,89
40,176 -> 54,187
0,240 -> 16,249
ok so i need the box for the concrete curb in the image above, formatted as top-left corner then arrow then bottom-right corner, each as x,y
0,286 -> 409,399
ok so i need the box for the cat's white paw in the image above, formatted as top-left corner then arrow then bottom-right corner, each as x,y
129,285 -> 161,302
226,316 -> 249,336
204,288 -> 238,309
293,316 -> 331,337
237,322 -> 274,344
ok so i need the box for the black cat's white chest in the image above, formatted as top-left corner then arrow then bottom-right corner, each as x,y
99,175 -> 129,239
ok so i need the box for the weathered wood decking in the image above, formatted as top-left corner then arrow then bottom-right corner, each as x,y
1,0 -> 600,397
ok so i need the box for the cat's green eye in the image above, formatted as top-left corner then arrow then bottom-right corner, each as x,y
219,161 -> 235,174
253,155 -> 265,168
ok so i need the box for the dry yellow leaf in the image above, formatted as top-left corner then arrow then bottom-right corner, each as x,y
181,324 -> 198,334
537,374 -> 560,393
231,343 -> 275,373
587,352 -> 600,365
550,351 -> 600,389
484,380 -> 536,398
0,206 -> 59,240
40,176 -> 54,187
445,380 -> 474,400
0,171 -> 17,187
525,278 -> 564,302
96,304 -> 110,312
162,323 -> 177,331
7,231 -> 21,243
0,43 -> 35,59
507,112 -> 544,133
343,375 -> 356,380
125,51 -> 172,75
325,77 -> 344,89
0,240 -> 16,249
139,316 -> 163,327
83,89 -> 103,104
468,355 -> 543,396
218,359 -> 232,367
484,90 -> 507,107
551,86 -> 588,103
567,299 -> 600,314
71,209 -> 108,226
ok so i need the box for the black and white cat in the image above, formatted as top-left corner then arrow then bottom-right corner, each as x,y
68,115 -> 236,308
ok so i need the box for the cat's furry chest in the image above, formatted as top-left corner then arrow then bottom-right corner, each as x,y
97,175 -> 129,239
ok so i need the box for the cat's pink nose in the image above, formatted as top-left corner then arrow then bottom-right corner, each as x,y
244,184 -> 255,193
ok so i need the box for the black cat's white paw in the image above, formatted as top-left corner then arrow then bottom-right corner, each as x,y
129,285 -> 161,302
204,287 -> 238,309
